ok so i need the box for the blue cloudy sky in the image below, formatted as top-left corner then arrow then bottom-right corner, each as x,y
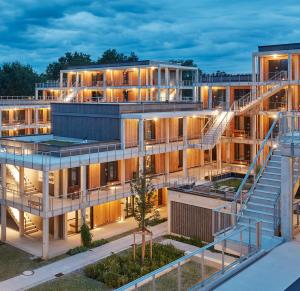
1,0 -> 300,73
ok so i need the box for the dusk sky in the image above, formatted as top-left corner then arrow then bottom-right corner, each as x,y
1,0 -> 300,73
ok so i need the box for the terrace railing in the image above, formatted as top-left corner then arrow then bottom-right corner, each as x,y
116,220 -> 262,291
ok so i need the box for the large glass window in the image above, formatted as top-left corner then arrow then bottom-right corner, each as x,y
68,167 -> 80,187
212,89 -> 226,108
107,161 -> 118,182
234,88 -> 250,101
2,111 -> 9,124
178,118 -> 183,137
268,59 -> 288,79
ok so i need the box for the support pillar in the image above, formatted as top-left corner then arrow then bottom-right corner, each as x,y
19,167 -> 25,237
120,160 -> 125,185
120,198 -> 127,221
80,165 -> 87,226
42,170 -> 49,260
217,143 -> 222,170
183,149 -> 187,179
157,66 -> 161,101
34,108 -> 39,134
120,118 -> 126,150
281,156 -> 293,241
138,67 -> 141,102
288,53 -> 293,81
208,87 -> 212,109
183,117 -> 187,146
138,119 -> 144,153
165,118 -> 170,144
165,153 -> 170,181
226,86 -> 230,110
1,164 -> 7,241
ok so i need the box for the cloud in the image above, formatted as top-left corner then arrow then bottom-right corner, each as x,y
1,0 -> 300,73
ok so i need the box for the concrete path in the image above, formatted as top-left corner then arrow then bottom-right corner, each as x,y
216,239 -> 300,291
0,222 -> 167,291
2,207 -> 167,258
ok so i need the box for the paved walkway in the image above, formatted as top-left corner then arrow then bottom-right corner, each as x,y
0,222 -> 167,291
216,239 -> 300,291
2,207 -> 167,258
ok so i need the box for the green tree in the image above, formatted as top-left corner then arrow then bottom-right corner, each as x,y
0,62 -> 41,96
130,171 -> 157,264
80,223 -> 93,248
45,52 -> 93,80
97,49 -> 138,64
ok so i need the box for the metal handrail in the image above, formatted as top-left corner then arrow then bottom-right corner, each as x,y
116,221 -> 261,291
232,114 -> 280,214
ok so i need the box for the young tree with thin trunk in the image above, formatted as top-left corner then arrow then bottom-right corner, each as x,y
130,170 -> 157,264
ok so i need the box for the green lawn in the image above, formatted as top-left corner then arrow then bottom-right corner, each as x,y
0,243 -> 67,281
29,272 -> 111,291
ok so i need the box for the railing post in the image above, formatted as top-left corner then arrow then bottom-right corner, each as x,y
256,221 -> 261,250
177,262 -> 182,291
152,274 -> 156,291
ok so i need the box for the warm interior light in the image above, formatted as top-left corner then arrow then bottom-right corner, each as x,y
272,54 -> 279,59
153,117 -> 158,121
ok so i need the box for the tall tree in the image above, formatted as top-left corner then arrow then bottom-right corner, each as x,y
97,49 -> 138,64
45,52 -> 93,80
0,62 -> 41,96
130,171 -> 157,264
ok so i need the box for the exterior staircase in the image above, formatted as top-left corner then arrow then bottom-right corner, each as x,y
189,111 -> 234,150
234,83 -> 284,115
6,165 -> 39,196
238,150 -> 298,237
7,207 -> 38,235
6,165 -> 39,235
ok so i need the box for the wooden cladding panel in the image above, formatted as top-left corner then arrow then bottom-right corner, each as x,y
88,164 -> 100,189
170,201 -> 213,243
187,149 -> 201,168
93,200 -> 121,226
154,154 -> 165,174
169,151 -> 180,172
155,119 -> 166,141
125,119 -> 138,145
187,117 -> 201,139
169,118 -> 179,140
125,158 -> 138,180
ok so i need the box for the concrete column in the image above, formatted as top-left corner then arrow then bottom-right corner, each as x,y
165,153 -> 170,181
288,53 -> 293,80
120,118 -> 126,150
138,119 -> 144,153
62,169 -> 68,199
80,165 -> 87,226
138,67 -> 141,102
226,86 -> 230,110
103,71 -> 107,100
34,109 -> 39,134
252,55 -> 257,82
295,55 -> 299,81
120,160 -> 125,185
157,66 -> 161,101
120,198 -> 127,221
138,156 -> 144,174
62,214 -> 68,240
226,143 -> 231,164
19,167 -> 25,236
42,170 -> 49,260
1,164 -> 7,241
52,172 -> 60,239
288,86 -> 293,111
183,117 -> 187,146
0,110 -> 2,138
176,69 -> 179,101
281,156 -> 293,241
1,204 -> 6,242
208,87 -> 213,109
217,143 -> 222,170
183,149 -> 188,179
165,118 -> 170,143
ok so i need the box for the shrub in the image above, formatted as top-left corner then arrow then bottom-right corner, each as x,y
84,243 -> 184,288
67,246 -> 88,256
164,234 -> 205,248
81,223 -> 92,247
90,239 -> 108,248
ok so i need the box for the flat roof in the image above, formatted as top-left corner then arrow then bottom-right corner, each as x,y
66,60 -> 197,71
258,43 -> 300,52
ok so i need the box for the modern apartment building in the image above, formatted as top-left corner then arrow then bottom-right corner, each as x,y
1,43 -> 300,263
